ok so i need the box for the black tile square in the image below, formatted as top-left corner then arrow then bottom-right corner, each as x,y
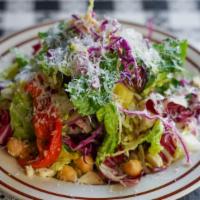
197,0 -> 200,10
34,0 -> 59,11
0,1 -> 6,11
93,0 -> 114,11
0,29 -> 4,36
142,0 -> 168,11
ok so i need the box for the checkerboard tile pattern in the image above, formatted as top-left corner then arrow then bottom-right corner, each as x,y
0,0 -> 199,49
0,0 -> 200,199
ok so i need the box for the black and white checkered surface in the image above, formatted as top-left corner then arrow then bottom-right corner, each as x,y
0,0 -> 200,199
0,0 -> 200,49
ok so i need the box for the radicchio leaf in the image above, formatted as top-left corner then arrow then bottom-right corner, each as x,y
71,14 -> 80,20
62,136 -> 77,149
88,47 -> 101,61
32,43 -> 41,55
187,93 -> 200,118
166,102 -> 193,122
63,125 -> 103,152
104,154 -> 125,168
160,133 -> 177,155
99,162 -> 140,186
132,66 -> 148,92
99,163 -> 126,182
118,107 -> 190,163
0,110 -> 12,145
145,99 -> 159,114
107,36 -> 135,69
119,71 -> 132,83
100,19 -> 108,31
179,79 -> 189,87
73,125 -> 103,150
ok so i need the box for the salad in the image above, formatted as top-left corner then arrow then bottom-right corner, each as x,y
0,0 -> 200,186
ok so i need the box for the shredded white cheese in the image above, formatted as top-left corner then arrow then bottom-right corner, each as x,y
120,28 -> 161,72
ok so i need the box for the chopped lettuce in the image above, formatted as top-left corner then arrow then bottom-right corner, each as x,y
100,52 -> 121,72
142,38 -> 188,96
96,103 -> 119,165
66,52 -> 120,116
146,120 -> 164,155
66,70 -> 119,116
113,83 -> 134,108
66,76 -> 102,115
153,38 -> 187,73
0,63 -> 20,81
13,48 -> 29,68
34,21 -> 76,77
123,120 -> 164,155
38,31 -> 48,40
38,21 -> 70,49
142,72 -> 170,96
10,86 -> 34,139
0,82 -> 16,101
35,20 -> 121,116
0,49 -> 29,81
50,146 -> 79,171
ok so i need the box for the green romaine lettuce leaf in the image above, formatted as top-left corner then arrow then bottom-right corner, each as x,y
65,52 -> 120,116
123,120 -> 164,155
142,38 -> 188,96
66,70 -> 118,116
10,86 -> 34,140
142,72 -> 170,96
100,52 -> 121,72
96,103 -> 119,165
153,38 -> 187,73
146,120 -> 164,155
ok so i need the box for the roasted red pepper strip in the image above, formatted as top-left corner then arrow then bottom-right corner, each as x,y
32,119 -> 62,168
18,80 -> 62,168
18,119 -> 62,168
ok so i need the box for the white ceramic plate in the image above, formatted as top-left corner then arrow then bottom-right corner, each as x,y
0,21 -> 200,200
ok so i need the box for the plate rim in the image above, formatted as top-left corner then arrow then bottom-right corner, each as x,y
0,19 -> 200,56
0,20 -> 200,200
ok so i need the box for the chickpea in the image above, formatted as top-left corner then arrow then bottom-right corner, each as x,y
74,166 -> 83,177
78,171 -> 104,185
7,137 -> 34,159
74,155 -> 94,174
122,159 -> 143,177
57,165 -> 77,183
7,137 -> 24,157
